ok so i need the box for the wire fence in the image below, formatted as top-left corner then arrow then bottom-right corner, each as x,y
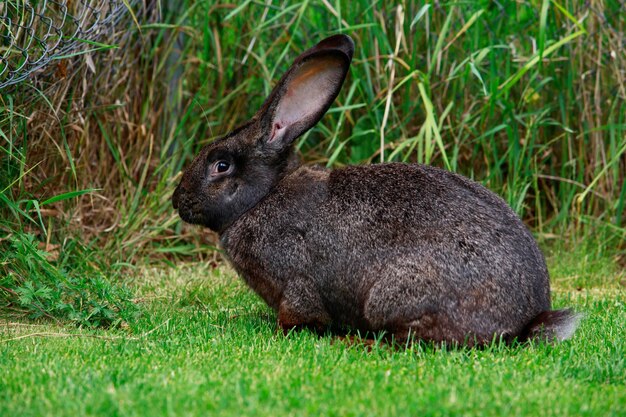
0,0 -> 131,89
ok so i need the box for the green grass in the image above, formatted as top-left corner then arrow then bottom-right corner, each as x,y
1,254 -> 625,417
1,2 -> 625,414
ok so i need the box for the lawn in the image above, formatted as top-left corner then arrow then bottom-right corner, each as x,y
1,1 -> 625,416
2,249 -> 625,417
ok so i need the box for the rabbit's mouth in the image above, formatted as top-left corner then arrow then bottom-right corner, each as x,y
175,200 -> 203,226
177,205 -> 210,229
172,186 -> 203,225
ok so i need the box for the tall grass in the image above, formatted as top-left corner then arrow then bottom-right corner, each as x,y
1,0 -> 625,321
168,0 -> 626,237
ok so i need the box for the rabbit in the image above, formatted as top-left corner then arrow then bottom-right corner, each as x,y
172,34 -> 580,346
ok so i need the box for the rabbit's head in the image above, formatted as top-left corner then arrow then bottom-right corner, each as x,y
173,35 -> 354,232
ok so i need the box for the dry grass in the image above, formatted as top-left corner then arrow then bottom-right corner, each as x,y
1,1 -> 625,264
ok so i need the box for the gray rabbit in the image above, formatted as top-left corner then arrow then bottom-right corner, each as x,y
172,34 -> 579,346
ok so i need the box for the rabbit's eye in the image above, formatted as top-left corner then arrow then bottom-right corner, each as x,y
216,161 -> 230,172
210,160 -> 232,177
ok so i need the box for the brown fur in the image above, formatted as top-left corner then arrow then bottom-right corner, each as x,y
173,35 -> 580,346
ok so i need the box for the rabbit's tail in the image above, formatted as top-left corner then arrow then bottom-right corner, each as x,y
519,309 -> 582,342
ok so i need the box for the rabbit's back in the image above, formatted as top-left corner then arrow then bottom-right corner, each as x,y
222,163 -> 551,342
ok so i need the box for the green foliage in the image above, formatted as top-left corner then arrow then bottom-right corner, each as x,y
0,232 -> 137,327
0,107 -> 137,326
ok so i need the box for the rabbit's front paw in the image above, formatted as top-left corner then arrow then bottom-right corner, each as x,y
277,298 -> 329,335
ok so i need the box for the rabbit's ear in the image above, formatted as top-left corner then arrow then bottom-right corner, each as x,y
258,34 -> 354,148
